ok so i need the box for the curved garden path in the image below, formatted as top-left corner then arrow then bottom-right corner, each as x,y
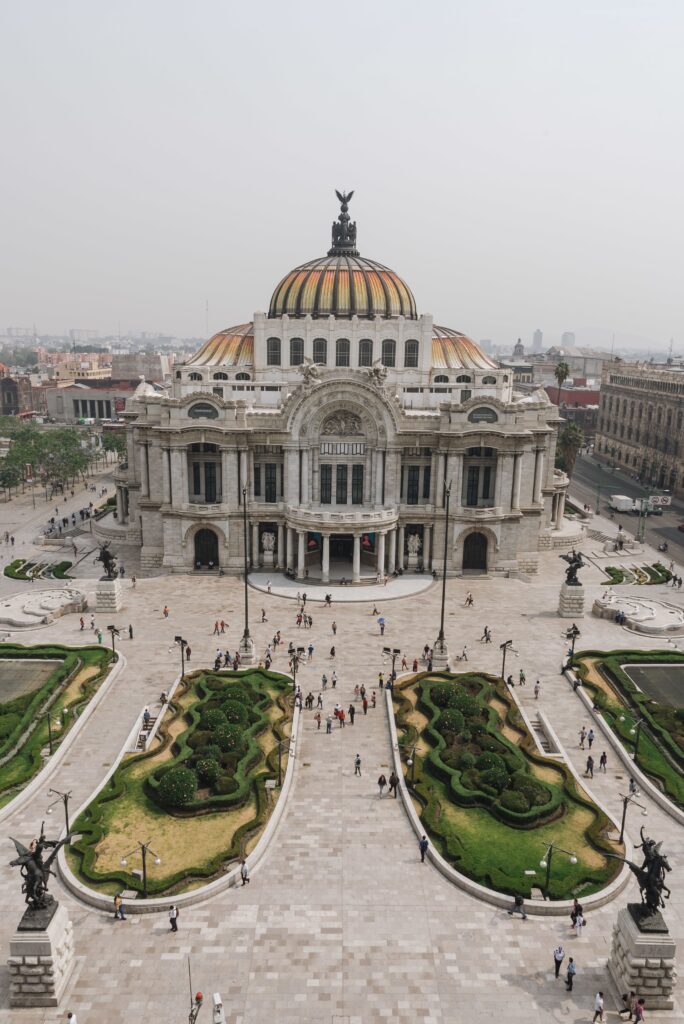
0,506 -> 681,1020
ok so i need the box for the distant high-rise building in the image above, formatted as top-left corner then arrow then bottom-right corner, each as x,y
532,329 -> 543,352
561,331 -> 576,347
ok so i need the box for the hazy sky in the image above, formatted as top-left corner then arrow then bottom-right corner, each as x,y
1,1 -> 682,350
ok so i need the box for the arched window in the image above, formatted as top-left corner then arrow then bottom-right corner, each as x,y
359,339 -> 373,367
456,374 -> 472,383
290,337 -> 304,366
266,338 -> 281,366
235,372 -> 250,381
189,372 -> 203,382
175,370 -> 181,379
313,338 -> 327,364
212,372 -> 228,380
482,375 -> 497,384
434,374 -> 449,383
381,339 -> 396,367
188,402 -> 219,419
336,338 -> 350,367
404,339 -> 419,368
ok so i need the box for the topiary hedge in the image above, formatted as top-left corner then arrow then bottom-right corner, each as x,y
158,765 -> 197,807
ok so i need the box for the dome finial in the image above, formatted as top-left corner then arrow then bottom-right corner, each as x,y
328,189 -> 359,256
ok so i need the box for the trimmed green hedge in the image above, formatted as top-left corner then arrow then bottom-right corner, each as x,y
69,668 -> 293,896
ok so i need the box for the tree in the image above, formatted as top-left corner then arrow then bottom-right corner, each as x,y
554,361 -> 570,406
557,422 -> 584,479
101,431 -> 127,461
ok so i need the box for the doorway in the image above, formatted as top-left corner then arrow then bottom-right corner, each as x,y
194,528 -> 219,568
330,535 -> 353,561
462,531 -> 487,572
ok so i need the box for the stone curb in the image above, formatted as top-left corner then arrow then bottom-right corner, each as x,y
564,667 -> 684,827
0,649 -> 125,826
57,677 -> 301,914
385,678 -> 633,916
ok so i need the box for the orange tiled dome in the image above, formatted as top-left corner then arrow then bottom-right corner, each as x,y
188,323 -> 254,366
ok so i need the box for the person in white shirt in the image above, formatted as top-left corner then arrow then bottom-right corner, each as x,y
553,944 -> 564,978
592,991 -> 604,1022
240,860 -> 250,886
169,905 -> 178,932
67,1013 -> 78,1024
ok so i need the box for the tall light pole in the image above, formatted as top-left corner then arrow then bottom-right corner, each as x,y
45,710 -> 61,756
433,480 -> 451,666
120,839 -> 161,899
47,787 -> 72,835
107,624 -> 120,656
620,713 -> 647,761
290,646 -> 305,690
500,639 -> 514,681
238,485 -> 255,663
175,635 -> 188,679
562,623 -> 581,672
382,646 -> 402,688
618,791 -> 648,844
539,842 -> 577,900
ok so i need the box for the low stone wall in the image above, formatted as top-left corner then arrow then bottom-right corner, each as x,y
9,904 -> 74,1007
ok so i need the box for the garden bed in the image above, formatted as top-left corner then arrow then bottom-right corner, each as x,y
604,563 -> 672,586
573,650 -> 684,809
4,559 -> 73,580
0,643 -> 113,808
393,671 -> 621,900
67,668 -> 293,897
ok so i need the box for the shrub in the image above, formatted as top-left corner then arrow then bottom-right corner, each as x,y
196,758 -> 220,787
480,766 -> 508,792
214,776 -> 238,796
476,752 -> 507,775
429,684 -> 454,708
458,751 -> 476,770
222,684 -> 250,705
499,789 -> 530,813
204,743 -> 222,762
0,712 -> 22,739
188,729 -> 212,751
202,708 -> 228,731
222,699 -> 248,725
157,766 -> 197,808
214,723 -> 245,753
437,708 -> 465,736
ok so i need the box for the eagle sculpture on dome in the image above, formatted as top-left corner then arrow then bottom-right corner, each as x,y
335,189 -> 354,209
330,190 -> 358,254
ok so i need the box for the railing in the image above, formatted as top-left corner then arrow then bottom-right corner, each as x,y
285,504 -> 398,528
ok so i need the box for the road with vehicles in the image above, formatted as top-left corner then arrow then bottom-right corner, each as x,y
570,451 -> 684,563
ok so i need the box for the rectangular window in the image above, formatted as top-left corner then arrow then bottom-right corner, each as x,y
254,465 -> 261,497
482,466 -> 491,499
422,464 -> 431,500
466,465 -> 479,507
265,463 -> 277,503
407,466 -> 420,505
352,464 -> 364,504
192,463 -> 201,495
212,386 -> 223,398
320,464 -> 332,504
204,462 -> 217,503
461,389 -> 472,403
266,338 -> 281,366
336,464 -> 348,504
290,338 -> 304,365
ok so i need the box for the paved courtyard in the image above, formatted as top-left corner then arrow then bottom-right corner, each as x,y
0,481 -> 681,1022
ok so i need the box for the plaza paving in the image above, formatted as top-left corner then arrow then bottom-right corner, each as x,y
0,483 -> 681,1022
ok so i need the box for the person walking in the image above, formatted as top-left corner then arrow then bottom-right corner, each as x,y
114,893 -> 126,920
592,992 -> 604,1023
579,726 -> 587,749
354,753 -> 361,776
461,644 -> 468,662
213,620 -> 220,635
629,777 -> 639,796
618,991 -> 636,1018
519,669 -> 526,685
332,620 -> 337,635
321,673 -> 328,690
378,616 -> 386,635
534,680 -> 541,700
66,1013 -> 78,1024
585,756 -> 594,779
326,715 -> 333,734
633,997 -> 646,1021
389,770 -> 399,797
314,711 -> 322,730
464,592 -> 473,606
599,751 -> 608,773
163,605 -> 169,618
316,693 -> 323,709
331,670 -> 337,688
419,835 -> 429,862
348,703 -> 355,724
90,613 -> 95,630
553,944 -> 564,978
79,616 -> 85,631
240,860 -> 250,885
362,696 -> 368,715
169,905 -> 178,932
565,957 -> 576,991
574,911 -> 585,936
507,894 -> 527,919
377,773 -> 387,797
339,708 -> 346,728
587,728 -> 595,749
307,643 -> 314,661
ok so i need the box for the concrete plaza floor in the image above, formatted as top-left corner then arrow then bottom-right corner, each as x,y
0,485 -> 681,1022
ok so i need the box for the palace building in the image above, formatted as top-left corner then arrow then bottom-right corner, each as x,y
111,193 -> 569,579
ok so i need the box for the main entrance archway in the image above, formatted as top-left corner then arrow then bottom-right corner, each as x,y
463,531 -> 487,572
194,527 -> 219,568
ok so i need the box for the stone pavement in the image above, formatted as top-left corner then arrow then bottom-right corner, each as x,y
0,498 -> 681,1022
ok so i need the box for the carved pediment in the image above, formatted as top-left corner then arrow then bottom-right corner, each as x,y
321,412 -> 363,436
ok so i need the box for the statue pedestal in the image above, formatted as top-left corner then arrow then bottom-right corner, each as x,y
608,905 -> 676,1010
262,551 -> 274,568
238,634 -> 256,665
407,552 -> 420,570
8,903 -> 74,1007
96,576 -> 123,614
432,637 -> 449,668
558,582 -> 585,618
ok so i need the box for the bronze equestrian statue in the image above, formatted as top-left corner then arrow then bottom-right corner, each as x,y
9,823 -> 72,913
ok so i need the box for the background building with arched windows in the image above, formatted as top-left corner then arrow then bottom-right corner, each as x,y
111,194 -> 570,578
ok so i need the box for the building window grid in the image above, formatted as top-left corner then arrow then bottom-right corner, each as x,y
352,464 -> 363,504
290,338 -> 304,366
404,339 -> 419,368
336,339 -> 350,367
264,463 -> 277,503
266,338 -> 281,366
336,465 -> 348,504
320,464 -> 332,504
406,466 -> 420,505
359,339 -> 373,366
313,338 -> 327,364
381,339 -> 396,367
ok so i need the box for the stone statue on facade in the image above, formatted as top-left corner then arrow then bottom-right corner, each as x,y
10,824 -> 72,915
407,533 -> 422,555
559,548 -> 585,586
299,358 -> 321,388
261,531 -> 275,553
321,412 -> 362,436
95,541 -> 117,580
366,358 -> 388,387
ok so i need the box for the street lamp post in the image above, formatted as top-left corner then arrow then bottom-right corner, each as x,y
382,646 -> 402,688
289,646 -> 305,690
239,485 -> 255,664
406,744 -> 417,785
120,840 -> 161,899
500,639 -> 514,681
539,842 -> 578,900
47,787 -> 72,835
107,624 -> 120,656
45,711 -> 61,756
562,623 -> 581,672
175,635 -> 188,679
618,791 -> 648,844
619,713 -> 647,761
433,480 -> 451,667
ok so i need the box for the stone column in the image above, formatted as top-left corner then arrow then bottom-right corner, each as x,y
377,532 -> 386,579
533,448 -> 544,504
252,522 -> 259,568
221,449 -> 231,504
116,487 -> 124,522
248,450 -> 255,499
352,533 -> 361,582
239,449 -> 248,500
277,523 -> 284,568
397,524 -> 405,569
493,455 -> 504,508
161,448 -> 171,504
452,452 -> 464,508
284,449 -> 298,506
554,493 -> 564,529
429,451 -> 438,505
374,449 -> 384,504
424,525 -> 432,569
321,534 -> 330,583
301,449 -> 309,504
286,526 -> 294,571
170,449 -> 183,505
180,450 -> 189,505
297,530 -> 306,578
139,442 -> 149,498
437,452 -> 446,507
388,527 -> 397,575
511,452 -> 522,510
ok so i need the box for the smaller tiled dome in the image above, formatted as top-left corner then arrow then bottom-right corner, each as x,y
432,326 -> 498,371
188,323 -> 254,367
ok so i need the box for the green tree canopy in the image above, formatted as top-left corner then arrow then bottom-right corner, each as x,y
554,361 -> 570,405
557,422 -> 584,478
